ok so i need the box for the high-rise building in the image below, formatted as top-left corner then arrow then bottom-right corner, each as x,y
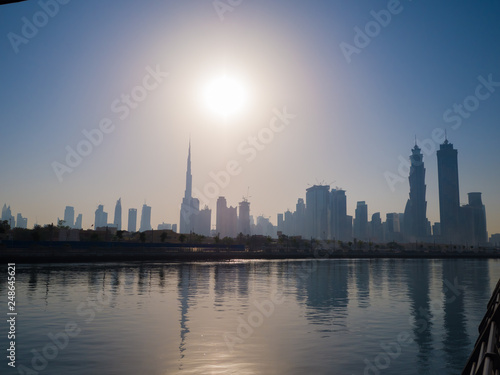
94,205 -> 108,229
284,210 -> 293,236
437,138 -> 460,243
114,198 -> 122,231
195,206 -> 211,236
74,214 -> 83,230
16,213 -> 28,229
385,213 -> 401,242
370,212 -> 383,242
227,206 -> 238,238
255,215 -> 274,237
139,204 -> 152,232
432,222 -> 441,237
294,198 -> 306,238
404,143 -> 428,241
354,201 -> 368,241
464,192 -> 488,246
238,199 -> 251,236
128,208 -> 137,232
158,223 -> 172,230
216,196 -> 227,237
179,140 -> 199,234
215,197 -> 238,238
306,185 -> 330,240
330,189 -> 350,241
64,206 -> 75,228
277,213 -> 284,234
2,204 -> 15,228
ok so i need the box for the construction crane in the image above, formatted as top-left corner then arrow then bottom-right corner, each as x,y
242,186 -> 251,203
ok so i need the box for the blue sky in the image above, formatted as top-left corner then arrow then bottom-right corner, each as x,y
1,0 -> 499,235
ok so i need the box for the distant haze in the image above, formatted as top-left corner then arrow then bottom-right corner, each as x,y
1,0 -> 499,235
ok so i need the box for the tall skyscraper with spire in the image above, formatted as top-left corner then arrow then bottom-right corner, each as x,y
437,137 -> 460,243
404,142 -> 428,241
180,140 -> 199,234
114,198 -> 122,231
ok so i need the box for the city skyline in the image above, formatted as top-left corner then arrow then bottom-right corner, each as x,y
1,136 -> 494,245
1,1 -> 499,235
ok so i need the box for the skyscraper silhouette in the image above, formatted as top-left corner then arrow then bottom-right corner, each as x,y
466,192 -> 488,245
139,204 -> 152,232
437,138 -> 460,243
16,213 -> 27,229
306,185 -> 330,240
354,201 -> 368,241
195,206 -> 211,236
128,208 -> 137,232
2,204 -> 15,228
114,198 -> 122,231
238,199 -> 251,235
330,189 -> 350,241
63,206 -> 75,228
74,214 -> 83,230
216,197 -> 229,238
179,140 -> 199,234
404,143 -> 428,241
294,198 -> 306,238
94,205 -> 108,229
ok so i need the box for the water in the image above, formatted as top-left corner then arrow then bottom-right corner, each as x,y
2,258 -> 499,375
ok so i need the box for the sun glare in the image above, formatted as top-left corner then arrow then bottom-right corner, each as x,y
201,74 -> 248,118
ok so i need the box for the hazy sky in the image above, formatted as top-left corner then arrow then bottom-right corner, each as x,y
1,0 -> 499,235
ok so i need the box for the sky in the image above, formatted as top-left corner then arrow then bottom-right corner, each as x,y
0,0 -> 499,235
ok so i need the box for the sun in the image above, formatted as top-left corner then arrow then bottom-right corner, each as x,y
201,74 -> 249,118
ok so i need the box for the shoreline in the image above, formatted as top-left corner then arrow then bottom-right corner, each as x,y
1,246 -> 499,263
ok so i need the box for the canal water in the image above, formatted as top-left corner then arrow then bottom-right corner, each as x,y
2,258 -> 499,374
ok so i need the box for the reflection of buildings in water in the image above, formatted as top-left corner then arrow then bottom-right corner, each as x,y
28,266 -> 38,290
406,260 -> 434,374
43,268 -> 52,308
214,264 -> 238,302
177,265 -> 192,370
354,260 -> 370,309
465,259 -> 490,306
137,264 -> 149,295
158,266 -> 165,291
176,264 -> 210,370
26,266 -> 39,302
368,259 -> 385,300
111,267 -> 121,294
236,263 -> 250,298
88,268 -> 100,288
442,260 -> 470,372
295,260 -> 349,327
